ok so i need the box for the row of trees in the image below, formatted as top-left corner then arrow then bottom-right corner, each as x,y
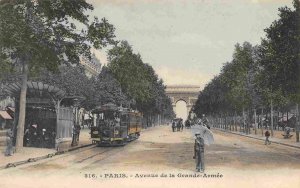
0,0 -> 174,150
32,46 -> 175,126
193,0 -> 300,141
107,41 -> 174,126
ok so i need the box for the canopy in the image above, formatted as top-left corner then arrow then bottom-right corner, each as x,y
4,81 -> 66,102
0,111 -> 13,120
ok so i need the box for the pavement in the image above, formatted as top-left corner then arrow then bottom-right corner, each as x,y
211,127 -> 300,149
1,125 -> 300,188
1,124 -> 300,170
0,128 -> 92,169
0,126 -> 159,169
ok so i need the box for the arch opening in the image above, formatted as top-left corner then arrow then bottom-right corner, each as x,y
175,100 -> 188,121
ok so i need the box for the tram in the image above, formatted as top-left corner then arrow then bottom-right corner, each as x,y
90,103 -> 142,146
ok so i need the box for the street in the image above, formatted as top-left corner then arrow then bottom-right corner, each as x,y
1,125 -> 300,188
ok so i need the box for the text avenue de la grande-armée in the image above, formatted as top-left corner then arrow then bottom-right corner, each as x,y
84,173 -> 223,179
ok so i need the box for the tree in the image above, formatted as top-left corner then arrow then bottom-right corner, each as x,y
258,0 -> 300,140
0,0 -> 116,150
107,41 -> 174,125
32,65 -> 98,110
94,66 -> 129,107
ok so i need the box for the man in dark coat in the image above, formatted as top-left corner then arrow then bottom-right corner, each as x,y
265,129 -> 271,145
177,120 -> 181,131
193,132 -> 205,172
172,121 -> 176,132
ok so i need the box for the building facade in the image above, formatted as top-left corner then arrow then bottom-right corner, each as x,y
80,53 -> 101,78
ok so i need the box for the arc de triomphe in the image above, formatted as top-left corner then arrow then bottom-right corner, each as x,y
165,85 -> 200,117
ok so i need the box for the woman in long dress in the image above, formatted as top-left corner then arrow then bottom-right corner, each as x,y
5,129 -> 14,156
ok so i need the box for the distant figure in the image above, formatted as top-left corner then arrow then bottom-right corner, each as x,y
185,120 -> 191,129
71,124 -> 81,146
283,127 -> 292,139
193,132 -> 205,172
172,121 -> 176,132
201,114 -> 208,126
5,129 -> 14,156
177,120 -> 181,131
265,129 -> 271,145
115,113 -> 121,126
24,127 -> 30,146
30,123 -> 39,147
180,119 -> 184,131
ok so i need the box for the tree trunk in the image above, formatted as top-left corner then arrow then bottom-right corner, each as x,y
15,62 -> 28,151
254,108 -> 257,135
234,111 -> 237,131
287,111 -> 289,127
261,108 -> 264,136
242,107 -> 245,133
296,104 -> 299,142
270,99 -> 274,136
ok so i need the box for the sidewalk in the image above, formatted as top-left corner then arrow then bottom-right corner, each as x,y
0,128 -> 92,169
213,128 -> 300,149
0,126 -> 160,169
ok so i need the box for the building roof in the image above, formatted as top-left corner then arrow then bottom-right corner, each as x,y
4,81 -> 66,101
6,107 -> 15,112
0,111 -> 13,120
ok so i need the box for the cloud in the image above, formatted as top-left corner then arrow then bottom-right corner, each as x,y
170,33 -> 212,46
250,0 -> 290,4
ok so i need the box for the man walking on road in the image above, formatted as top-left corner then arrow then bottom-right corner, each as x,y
180,119 -> 184,131
172,121 -> 176,132
193,132 -> 205,172
265,128 -> 271,145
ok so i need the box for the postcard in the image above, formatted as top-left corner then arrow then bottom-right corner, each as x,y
0,0 -> 299,188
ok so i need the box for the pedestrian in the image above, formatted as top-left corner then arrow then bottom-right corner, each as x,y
30,123 -> 39,147
180,119 -> 184,131
265,129 -> 271,145
185,120 -> 191,129
202,114 -> 208,126
177,120 -> 181,131
193,132 -> 205,172
24,127 -> 30,146
172,121 -> 176,132
5,129 -> 14,156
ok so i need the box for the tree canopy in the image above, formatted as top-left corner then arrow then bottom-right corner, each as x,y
107,41 -> 174,120
193,0 -> 300,118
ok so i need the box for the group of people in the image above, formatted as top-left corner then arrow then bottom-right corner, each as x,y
24,123 -> 56,148
171,118 -> 193,132
171,118 -> 184,132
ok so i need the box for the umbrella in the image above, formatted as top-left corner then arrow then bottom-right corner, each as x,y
193,124 -> 214,145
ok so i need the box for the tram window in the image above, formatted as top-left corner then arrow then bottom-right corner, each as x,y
131,115 -> 136,124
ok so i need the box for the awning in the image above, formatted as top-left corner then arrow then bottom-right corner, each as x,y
0,111 -> 13,120
6,107 -> 15,112
4,81 -> 66,101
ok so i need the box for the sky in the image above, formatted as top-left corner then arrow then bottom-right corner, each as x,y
87,0 -> 293,89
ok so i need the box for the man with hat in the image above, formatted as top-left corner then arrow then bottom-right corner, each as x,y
193,132 -> 205,172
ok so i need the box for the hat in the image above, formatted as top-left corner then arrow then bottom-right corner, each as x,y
195,132 -> 201,136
